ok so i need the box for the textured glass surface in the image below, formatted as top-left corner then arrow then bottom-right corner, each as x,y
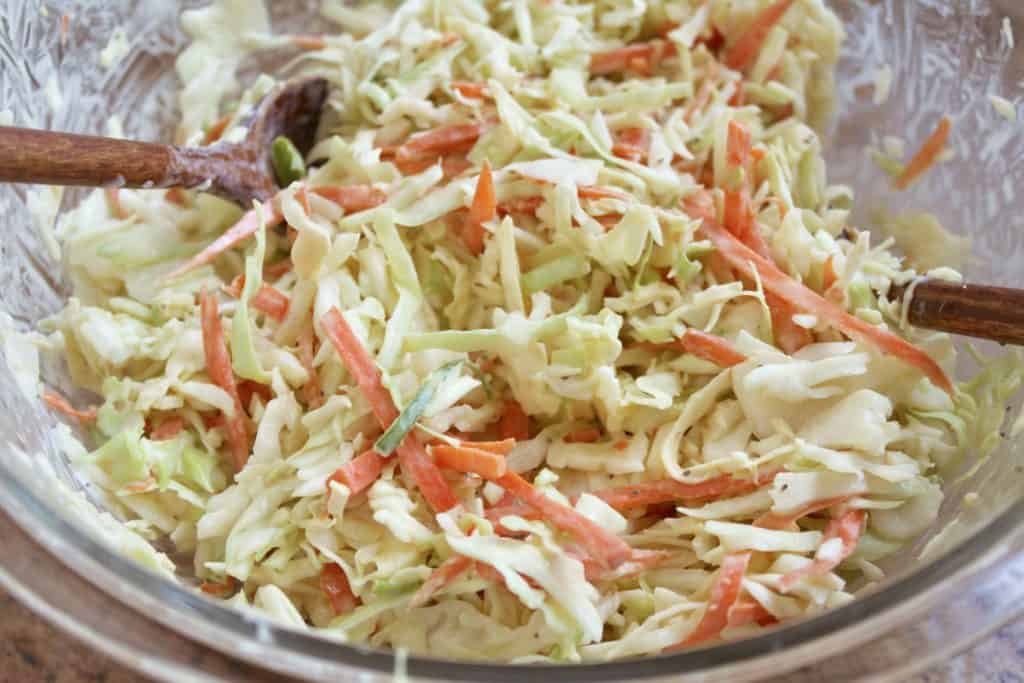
0,1 -> 1023,681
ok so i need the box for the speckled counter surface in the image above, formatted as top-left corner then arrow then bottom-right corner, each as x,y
1,587 -> 1021,683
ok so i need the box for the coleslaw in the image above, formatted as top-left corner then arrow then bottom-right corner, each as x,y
20,0 -> 1006,663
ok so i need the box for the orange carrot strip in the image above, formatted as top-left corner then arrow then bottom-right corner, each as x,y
728,598 -> 777,628
590,470 -> 779,512
577,185 -> 629,201
723,0 -> 798,72
463,160 -> 495,255
754,495 -> 859,531
263,258 -> 294,281
410,555 -> 474,608
765,291 -> 814,354
297,327 -> 324,409
320,308 -> 457,512
494,472 -> 633,569
590,41 -> 677,75
822,254 -> 839,292
104,187 -> 130,220
497,196 -> 544,217
167,204 -> 284,280
42,390 -> 97,423
321,563 -> 359,615
583,549 -> 673,583
893,117 -> 952,191
309,185 -> 387,213
223,275 -> 291,322
329,449 -> 387,495
726,120 -> 752,169
612,127 -> 650,163
563,427 -> 602,444
701,219 -> 954,394
451,81 -> 488,99
291,35 -> 326,50
149,416 -> 186,441
395,123 -> 489,164
165,187 -> 191,207
168,185 -> 387,280
439,437 -> 516,455
667,551 -> 752,651
199,289 -> 250,471
680,330 -> 748,368
778,509 -> 865,591
499,400 -> 530,441
433,444 -> 508,479
205,113 -> 233,143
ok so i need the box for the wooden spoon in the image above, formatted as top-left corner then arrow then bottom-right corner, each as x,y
0,76 -> 328,206
899,280 -> 1024,346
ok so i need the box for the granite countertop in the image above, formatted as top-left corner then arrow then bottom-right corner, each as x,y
2,586 -> 1022,683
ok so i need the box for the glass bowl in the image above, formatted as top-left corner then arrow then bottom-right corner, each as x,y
2,1 -> 1024,681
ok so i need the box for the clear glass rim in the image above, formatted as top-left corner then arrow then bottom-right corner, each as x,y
2,448 -> 1022,681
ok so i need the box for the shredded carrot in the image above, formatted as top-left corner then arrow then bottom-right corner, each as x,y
577,185 -> 629,202
291,35 -> 326,50
779,509 -> 866,591
438,437 -> 516,455
590,40 -> 677,76
563,427 -> 602,444
726,120 -> 753,169
411,555 -> 474,608
223,275 -> 291,322
205,113 -> 233,143
321,308 -> 458,512
723,0 -> 798,72
395,123 -> 490,165
701,219 -> 954,394
499,400 -> 530,441
433,444 -> 508,479
590,469 -> 779,512
149,416 -> 186,441
237,380 -> 273,410
42,390 -> 97,423
667,550 -> 752,650
728,598 -> 777,628
612,127 -> 650,163
200,578 -> 238,597
199,289 -> 250,471
463,160 -> 496,255
728,80 -> 747,107
263,258 -> 294,281
583,549 -> 673,583
329,449 -> 386,495
309,185 -> 387,213
497,196 -> 544,217
165,187 -> 191,207
754,495 -> 860,531
680,329 -> 748,368
822,254 -> 839,292
494,471 -> 633,569
59,13 -> 71,47
104,187 -> 130,220
320,563 -> 359,615
166,203 -> 284,280
682,188 -> 718,224
297,327 -> 324,409
451,81 -> 488,99
893,117 -> 952,191
613,439 -> 630,451
766,291 -> 814,354
168,185 -> 388,281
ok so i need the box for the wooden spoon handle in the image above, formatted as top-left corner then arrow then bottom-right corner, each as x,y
904,280 -> 1024,346
0,126 -> 236,193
